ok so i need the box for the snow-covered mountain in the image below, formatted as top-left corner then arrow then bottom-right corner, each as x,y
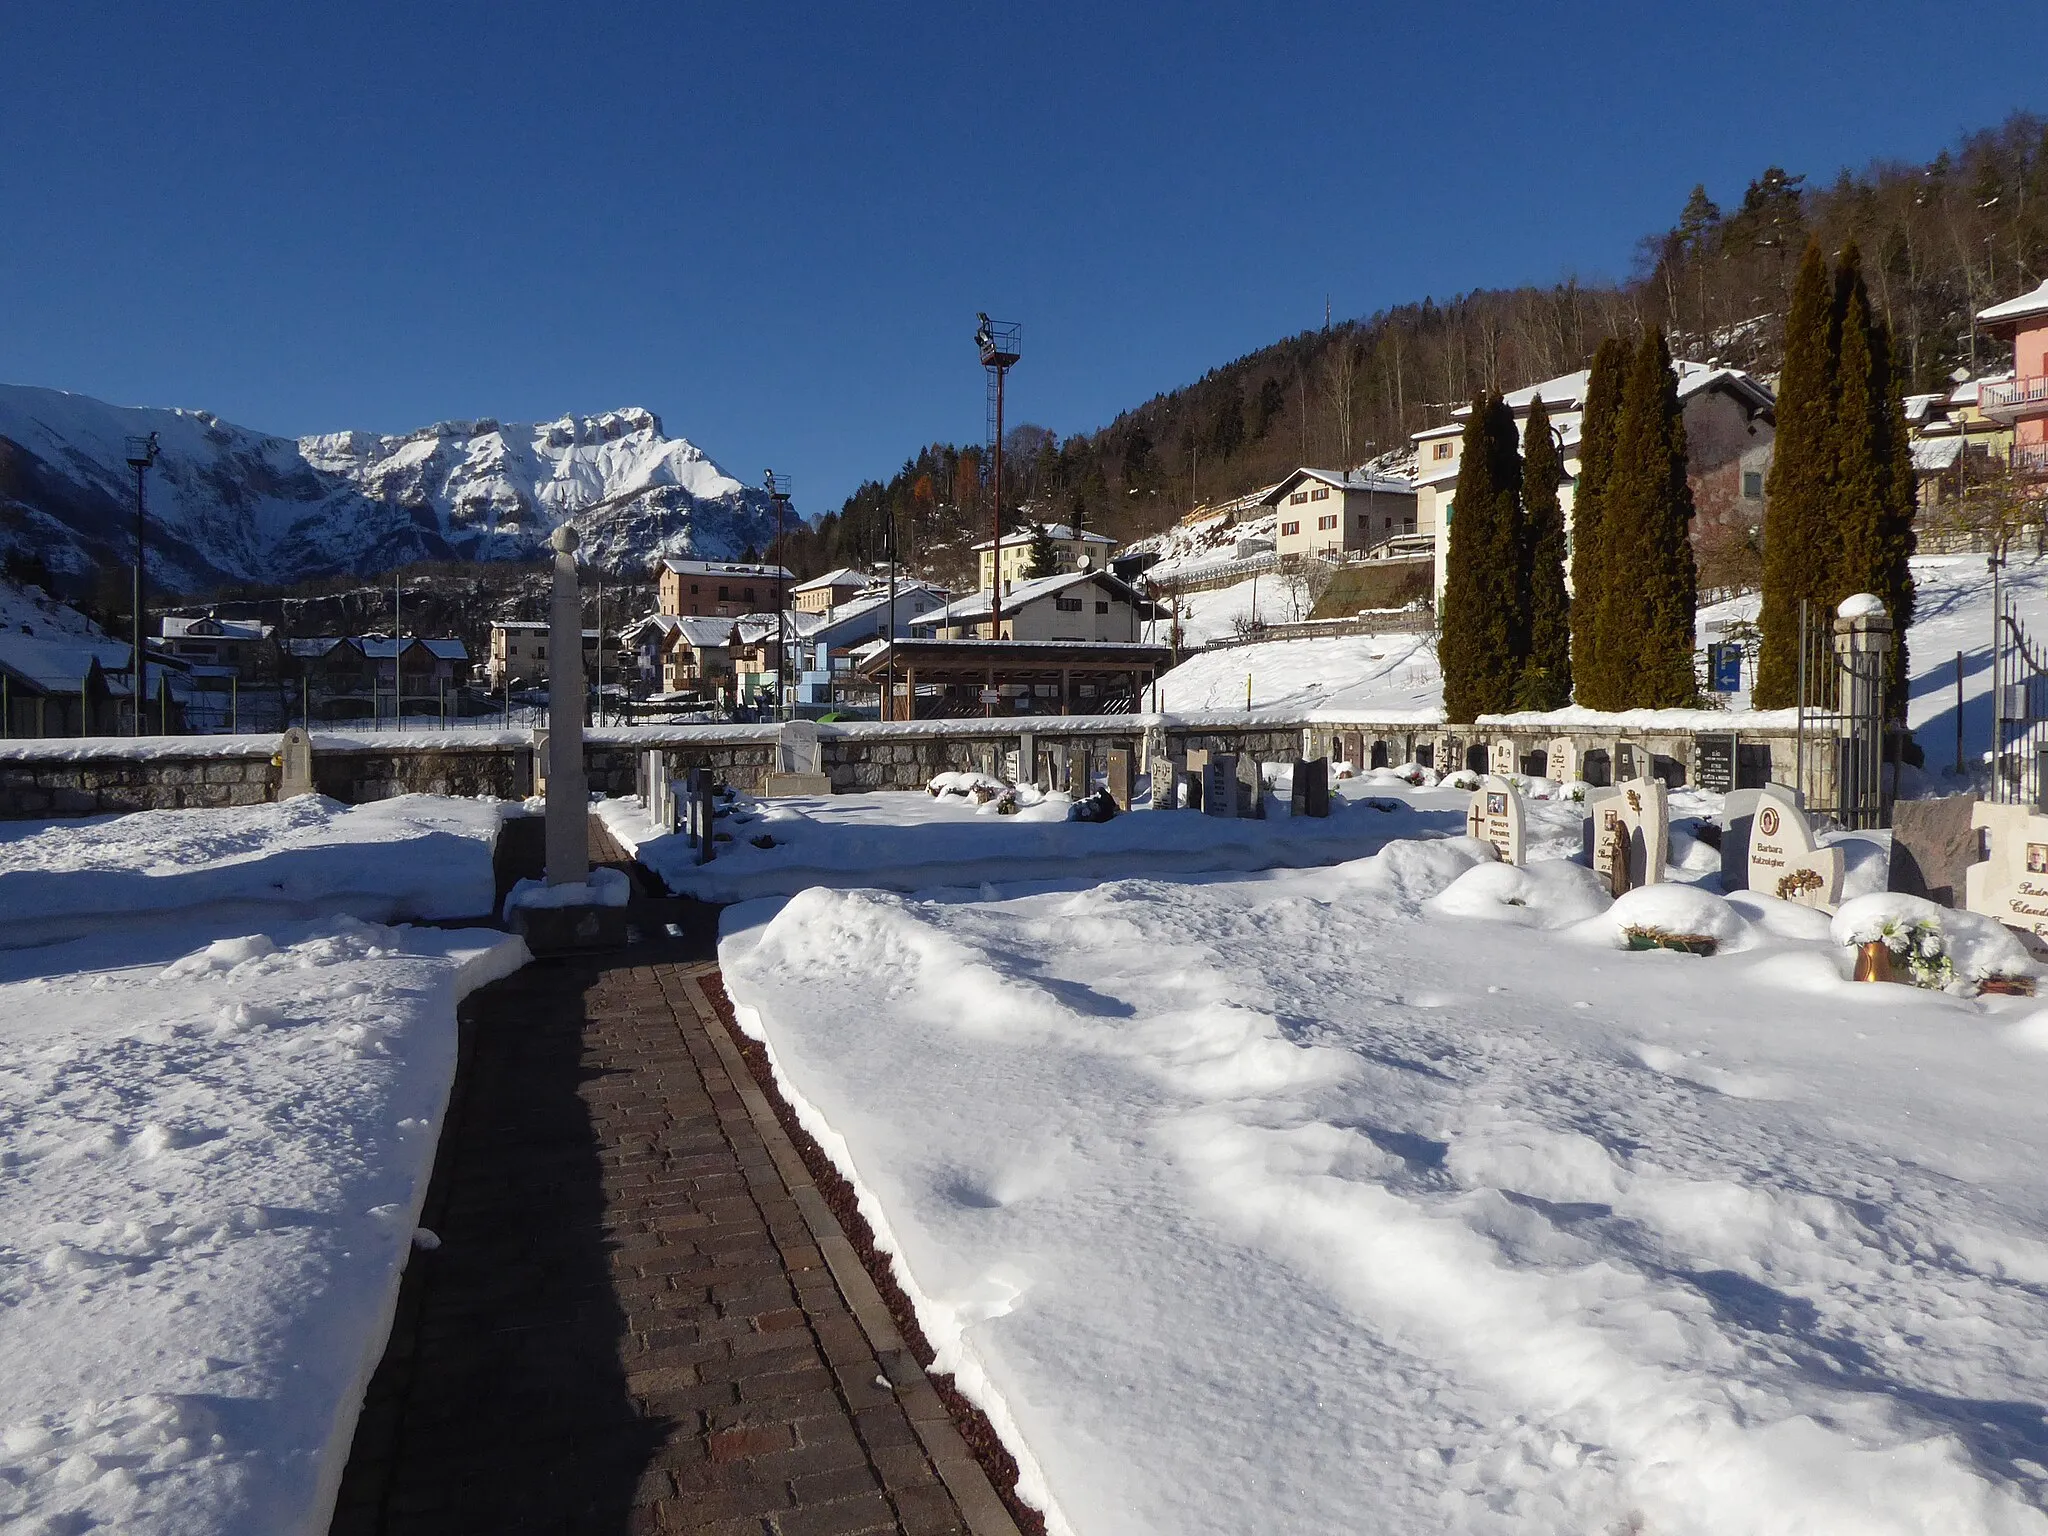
0,385 -> 780,593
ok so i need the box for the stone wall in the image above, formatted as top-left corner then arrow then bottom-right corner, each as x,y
0,751 -> 277,817
310,747 -> 532,804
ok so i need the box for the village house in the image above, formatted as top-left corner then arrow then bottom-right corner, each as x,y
918,568 -> 1149,642
791,568 -> 874,614
159,613 -> 280,679
1414,359 -> 1777,602
1259,468 -> 1419,561
1978,278 -> 2048,486
974,522 -> 1117,595
656,557 -> 795,618
485,621 -> 604,689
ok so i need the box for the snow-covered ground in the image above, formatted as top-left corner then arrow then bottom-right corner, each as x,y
1152,629 -> 1442,715
724,840 -> 2048,1536
0,795 -> 526,1536
600,771 -> 1557,903
0,794 -> 507,946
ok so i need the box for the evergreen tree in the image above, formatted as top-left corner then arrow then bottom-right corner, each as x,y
1515,396 -> 1572,710
1438,393 -> 1526,722
1598,328 -> 1698,707
1756,241 -> 1838,707
1569,339 -> 1626,706
1829,243 -> 1918,715
1025,521 -> 1059,579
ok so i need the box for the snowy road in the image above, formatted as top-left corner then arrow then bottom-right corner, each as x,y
725,845 -> 2048,1535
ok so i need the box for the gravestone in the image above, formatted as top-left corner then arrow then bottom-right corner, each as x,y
1001,746 -> 1022,784
646,749 -> 671,831
1581,746 -> 1611,787
1150,757 -> 1181,810
1715,785 -> 1802,892
1291,758 -> 1330,818
1238,757 -> 1266,819
1964,801 -> 2048,942
1889,793 -> 1978,908
1465,742 -> 1489,775
1696,732 -> 1737,795
1616,742 -> 1642,782
1415,739 -> 1436,770
1465,775 -> 1527,865
1747,786 -> 1843,909
1547,736 -> 1577,785
1067,743 -> 1091,796
1491,738 -> 1518,777
1184,747 -> 1210,810
765,719 -> 831,796
1583,787 -> 1628,892
1202,753 -> 1239,819
1105,748 -> 1133,812
277,726 -> 314,800
1615,777 -> 1670,888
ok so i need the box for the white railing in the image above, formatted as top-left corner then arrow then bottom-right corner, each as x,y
1981,375 -> 2048,415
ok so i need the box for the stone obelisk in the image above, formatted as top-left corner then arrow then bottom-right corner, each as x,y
545,524 -> 591,887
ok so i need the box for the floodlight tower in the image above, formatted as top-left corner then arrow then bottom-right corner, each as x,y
765,470 -> 793,719
975,314 -> 1021,674
124,432 -> 159,735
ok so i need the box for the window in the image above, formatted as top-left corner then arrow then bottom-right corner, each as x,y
1433,442 -> 1454,460
743,587 -> 756,602
690,583 -> 700,594
1095,600 -> 1109,614
1742,471 -> 1764,499
1055,596 -> 1083,612
1281,520 -> 1300,536
1310,485 -> 1330,501
718,585 -> 730,600
1318,514 -> 1338,530
1289,490 -> 1309,504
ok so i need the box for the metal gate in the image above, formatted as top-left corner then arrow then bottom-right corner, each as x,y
1989,582 -> 2048,807
1792,598 -> 1890,829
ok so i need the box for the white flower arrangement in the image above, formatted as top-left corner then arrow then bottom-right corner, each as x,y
1843,911 -> 1955,990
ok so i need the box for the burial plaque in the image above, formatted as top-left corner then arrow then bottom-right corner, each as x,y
1291,758 -> 1330,818
1491,738 -> 1518,777
1964,802 -> 2048,941
1747,787 -> 1843,909
1616,743 -> 1642,782
1888,793 -> 1977,908
1105,748 -> 1133,812
1466,776 -> 1527,865
1548,736 -> 1577,785
1150,758 -> 1180,811
1696,733 -> 1737,796
1202,753 -> 1239,819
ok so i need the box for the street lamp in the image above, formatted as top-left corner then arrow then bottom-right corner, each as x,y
124,432 -> 159,735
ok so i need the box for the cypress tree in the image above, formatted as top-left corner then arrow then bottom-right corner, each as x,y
1756,241 -> 1839,707
1599,328 -> 1698,707
1831,244 -> 1918,716
1438,392 -> 1526,721
1569,339 -> 1626,707
1025,521 -> 1058,578
1516,395 -> 1572,710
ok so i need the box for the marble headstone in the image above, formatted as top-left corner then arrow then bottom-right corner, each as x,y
1965,801 -> 2048,942
1466,775 -> 1527,865
1888,792 -> 1978,908
1747,786 -> 1843,909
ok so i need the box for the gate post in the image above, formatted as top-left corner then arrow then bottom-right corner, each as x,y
1834,594 -> 1893,829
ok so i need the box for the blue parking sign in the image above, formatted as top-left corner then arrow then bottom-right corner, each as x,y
1708,642 -> 1743,693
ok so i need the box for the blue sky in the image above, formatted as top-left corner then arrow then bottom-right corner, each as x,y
1,3 -> 2041,518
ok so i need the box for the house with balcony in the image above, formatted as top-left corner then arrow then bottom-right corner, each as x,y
791,568 -> 875,614
918,568 -> 1150,643
1978,279 -> 2048,482
160,613 -> 279,679
485,621 -> 603,689
973,523 -> 1117,595
657,557 -> 795,618
1259,468 -> 1418,560
1414,359 -> 1776,602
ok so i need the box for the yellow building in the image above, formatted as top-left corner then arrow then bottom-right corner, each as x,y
973,522 -> 1116,595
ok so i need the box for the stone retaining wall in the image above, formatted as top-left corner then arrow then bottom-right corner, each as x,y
0,752 -> 277,817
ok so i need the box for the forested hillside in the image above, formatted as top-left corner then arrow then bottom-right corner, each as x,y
796,113 -> 2048,588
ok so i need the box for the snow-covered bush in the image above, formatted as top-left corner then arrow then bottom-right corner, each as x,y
1575,884 -> 1756,952
1443,769 -> 1481,791
1426,859 -> 1611,929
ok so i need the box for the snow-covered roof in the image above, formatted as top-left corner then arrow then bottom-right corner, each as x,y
419,638 -> 469,661
792,566 -> 873,593
1912,436 -> 1968,472
1948,372 -> 2012,407
969,523 -> 1116,552
0,632 -> 129,692
1977,278 -> 2048,330
661,556 -> 794,580
1903,393 -> 1944,423
1262,468 -> 1417,505
665,616 -> 740,649
162,614 -> 272,641
792,582 -> 949,641
924,569 -> 1145,627
285,636 -> 358,659
288,634 -> 470,660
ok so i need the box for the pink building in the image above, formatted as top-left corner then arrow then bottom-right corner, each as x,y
1979,279 -> 2048,481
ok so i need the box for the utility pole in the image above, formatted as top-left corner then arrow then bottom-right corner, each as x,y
885,502 -> 899,720
765,471 -> 792,720
975,314 -> 1021,702
124,433 -> 159,735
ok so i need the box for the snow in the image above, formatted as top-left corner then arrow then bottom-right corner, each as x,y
1152,630 -> 1443,715
501,864 -> 631,918
600,779 -> 1480,903
0,794 -> 507,946
723,836 -> 2048,1536
0,791 -> 530,1535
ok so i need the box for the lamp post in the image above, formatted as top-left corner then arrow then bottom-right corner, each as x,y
125,433 -> 159,735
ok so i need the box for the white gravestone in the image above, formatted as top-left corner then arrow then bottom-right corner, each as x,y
277,726 -> 314,800
1547,736 -> 1577,786
1584,787 -> 1628,890
1965,802 -> 2048,942
1202,753 -> 1239,818
1746,786 -> 1843,909
1615,777 -> 1670,888
1465,775 -> 1527,865
646,748 -> 670,832
765,719 -> 831,796
1491,738 -> 1518,777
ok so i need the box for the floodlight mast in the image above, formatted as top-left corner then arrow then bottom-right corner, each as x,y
124,433 -> 159,735
765,471 -> 793,720
974,314 -> 1020,717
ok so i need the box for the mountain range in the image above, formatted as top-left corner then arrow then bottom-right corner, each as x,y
0,385 -> 780,596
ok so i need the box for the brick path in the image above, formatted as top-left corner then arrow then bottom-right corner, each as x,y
331,882 -> 1017,1533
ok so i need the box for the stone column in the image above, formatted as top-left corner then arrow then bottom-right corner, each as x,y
546,525 -> 590,886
